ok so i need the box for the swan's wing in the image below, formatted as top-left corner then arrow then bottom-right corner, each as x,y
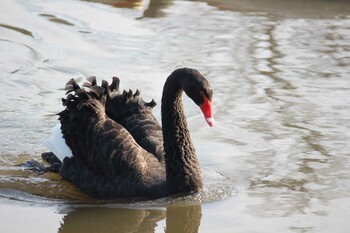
106,89 -> 165,163
85,78 -> 165,163
58,80 -> 164,197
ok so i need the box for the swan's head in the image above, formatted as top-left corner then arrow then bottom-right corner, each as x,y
180,68 -> 215,127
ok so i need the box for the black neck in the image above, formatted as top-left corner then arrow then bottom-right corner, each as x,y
161,72 -> 203,195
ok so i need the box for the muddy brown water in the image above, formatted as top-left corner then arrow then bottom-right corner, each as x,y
0,0 -> 350,232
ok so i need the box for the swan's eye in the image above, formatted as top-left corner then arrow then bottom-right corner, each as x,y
199,91 -> 204,96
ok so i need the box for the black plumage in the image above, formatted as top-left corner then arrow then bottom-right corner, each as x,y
88,76 -> 165,163
44,68 -> 213,199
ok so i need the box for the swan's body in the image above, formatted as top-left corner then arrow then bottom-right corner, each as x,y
99,77 -> 165,162
43,68 -> 214,199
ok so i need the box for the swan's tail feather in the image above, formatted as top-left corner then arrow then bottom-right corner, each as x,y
65,78 -> 81,95
133,89 -> 140,97
61,79 -> 106,113
121,89 -> 134,104
89,85 -> 105,98
109,76 -> 120,92
101,80 -> 112,99
87,76 -> 97,86
83,76 -> 120,99
145,99 -> 157,108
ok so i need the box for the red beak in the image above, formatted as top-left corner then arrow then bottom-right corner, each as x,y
200,96 -> 215,127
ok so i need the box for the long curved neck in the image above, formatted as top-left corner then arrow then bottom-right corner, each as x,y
161,72 -> 203,195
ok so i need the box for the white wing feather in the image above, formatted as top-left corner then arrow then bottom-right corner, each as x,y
44,123 -> 73,162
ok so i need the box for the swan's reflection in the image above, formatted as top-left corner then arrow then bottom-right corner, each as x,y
82,0 -> 145,9
166,205 -> 202,233
58,204 -> 201,233
81,0 -> 172,18
142,0 -> 172,18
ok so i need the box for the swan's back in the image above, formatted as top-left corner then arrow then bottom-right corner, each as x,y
58,80 -> 165,198
85,77 -> 165,162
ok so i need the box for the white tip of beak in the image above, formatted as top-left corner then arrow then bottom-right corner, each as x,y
206,117 -> 215,127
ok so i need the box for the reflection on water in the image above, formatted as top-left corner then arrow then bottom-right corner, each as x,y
83,0 -> 173,18
58,205 -> 201,233
166,205 -> 201,233
198,0 -> 350,19
142,0 -> 172,18
59,207 -> 166,233
83,0 -> 146,9
0,0 -> 350,232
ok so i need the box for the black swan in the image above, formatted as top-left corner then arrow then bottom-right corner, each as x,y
43,68 -> 214,199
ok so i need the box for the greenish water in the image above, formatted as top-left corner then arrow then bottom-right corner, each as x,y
0,0 -> 350,232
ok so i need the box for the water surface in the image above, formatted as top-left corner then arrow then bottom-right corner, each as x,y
0,0 -> 350,232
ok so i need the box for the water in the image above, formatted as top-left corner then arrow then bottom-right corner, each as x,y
1,0 -> 350,232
